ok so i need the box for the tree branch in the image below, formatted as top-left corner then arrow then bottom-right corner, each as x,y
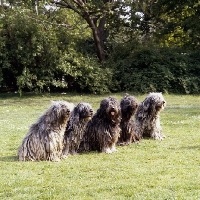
54,0 -> 81,15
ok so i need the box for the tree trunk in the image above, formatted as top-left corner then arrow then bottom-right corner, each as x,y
84,14 -> 106,62
54,0 -> 110,62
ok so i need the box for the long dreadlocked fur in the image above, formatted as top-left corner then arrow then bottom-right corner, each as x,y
118,95 -> 140,145
135,92 -> 166,140
79,97 -> 121,154
62,102 -> 93,158
18,101 -> 73,161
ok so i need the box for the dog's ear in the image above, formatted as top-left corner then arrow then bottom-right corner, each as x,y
96,107 -> 105,118
136,99 -> 150,119
143,100 -> 150,112
71,105 -> 80,123
97,99 -> 108,117
137,110 -> 146,119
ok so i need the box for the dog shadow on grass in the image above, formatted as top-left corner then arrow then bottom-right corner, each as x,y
0,155 -> 18,162
181,145 -> 200,150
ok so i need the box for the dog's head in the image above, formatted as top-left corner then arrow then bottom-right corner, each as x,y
46,101 -> 72,125
136,93 -> 166,120
72,102 -> 93,122
144,92 -> 166,111
120,95 -> 138,120
138,93 -> 166,119
97,96 -> 121,124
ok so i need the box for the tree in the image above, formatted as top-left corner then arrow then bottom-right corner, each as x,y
0,8 -> 62,92
152,0 -> 200,49
132,0 -> 159,44
53,0 -> 122,62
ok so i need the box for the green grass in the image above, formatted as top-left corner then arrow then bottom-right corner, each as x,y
0,92 -> 200,200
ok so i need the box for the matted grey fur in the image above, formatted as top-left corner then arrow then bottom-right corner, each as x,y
78,97 -> 121,154
135,92 -> 166,140
18,101 -> 72,161
118,94 -> 140,145
62,102 -> 93,158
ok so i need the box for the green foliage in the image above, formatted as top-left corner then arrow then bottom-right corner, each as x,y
0,8 -> 60,92
0,1 -> 200,94
17,68 -> 37,97
0,7 -> 111,94
108,44 -> 200,94
57,49 -> 112,94
153,0 -> 200,49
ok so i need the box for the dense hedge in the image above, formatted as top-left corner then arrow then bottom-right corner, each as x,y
0,10 -> 200,94
0,9 -> 112,94
109,46 -> 200,94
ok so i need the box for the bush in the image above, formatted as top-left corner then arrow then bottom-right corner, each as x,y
57,49 -> 112,94
108,45 -> 200,94
0,8 -> 61,93
0,8 -> 112,94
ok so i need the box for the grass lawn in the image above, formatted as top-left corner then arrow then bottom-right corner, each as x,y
0,92 -> 200,200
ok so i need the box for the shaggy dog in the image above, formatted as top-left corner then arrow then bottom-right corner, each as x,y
135,92 -> 166,140
118,95 -> 140,145
18,101 -> 73,161
62,102 -> 93,158
78,97 -> 121,154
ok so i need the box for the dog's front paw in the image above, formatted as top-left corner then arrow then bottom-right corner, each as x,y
51,157 -> 61,162
61,154 -> 68,159
110,146 -> 117,153
102,148 -> 112,154
154,135 -> 165,140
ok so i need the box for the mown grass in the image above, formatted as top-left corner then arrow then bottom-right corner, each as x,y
0,92 -> 200,200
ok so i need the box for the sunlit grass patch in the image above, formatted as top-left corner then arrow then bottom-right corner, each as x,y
0,93 -> 200,199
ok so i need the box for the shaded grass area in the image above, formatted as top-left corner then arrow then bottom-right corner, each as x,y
0,92 -> 200,200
